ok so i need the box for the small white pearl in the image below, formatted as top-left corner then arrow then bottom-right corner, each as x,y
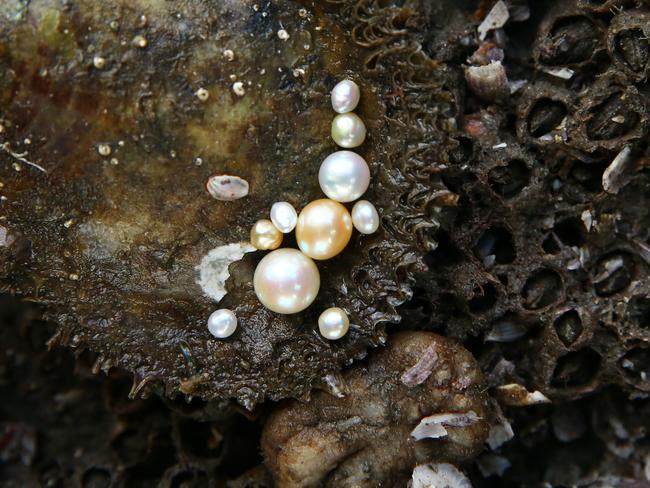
319,151 -> 370,203
270,202 -> 298,233
331,113 -> 366,148
254,248 -> 320,314
331,80 -> 360,114
318,307 -> 350,340
351,200 -> 380,234
207,309 -> 238,338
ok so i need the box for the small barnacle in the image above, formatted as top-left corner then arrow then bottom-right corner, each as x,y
97,143 -> 111,157
92,55 -> 106,69
533,5 -> 606,69
464,61 -> 509,102
223,49 -> 235,61
410,463 -> 472,488
607,9 -> 650,81
195,87 -> 209,102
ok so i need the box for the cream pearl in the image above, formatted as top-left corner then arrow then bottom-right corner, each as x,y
250,219 -> 283,250
318,307 -> 350,340
207,309 -> 238,338
351,200 -> 380,234
319,151 -> 371,203
296,199 -> 353,260
331,80 -> 360,114
270,202 -> 298,233
253,248 -> 320,314
331,113 -> 366,148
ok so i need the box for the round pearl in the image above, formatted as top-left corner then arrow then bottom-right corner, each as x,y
253,248 -> 320,314
296,199 -> 353,260
270,202 -> 298,233
207,309 -> 238,338
331,113 -> 366,148
319,151 -> 371,203
331,80 -> 360,114
250,219 -> 283,250
351,200 -> 380,234
318,307 -> 350,340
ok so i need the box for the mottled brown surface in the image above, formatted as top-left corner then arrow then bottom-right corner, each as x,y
0,0 -> 458,406
261,332 -> 489,488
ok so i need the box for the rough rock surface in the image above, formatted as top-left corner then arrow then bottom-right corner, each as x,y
261,332 -> 490,487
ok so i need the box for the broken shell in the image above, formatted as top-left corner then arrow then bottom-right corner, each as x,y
410,411 -> 480,440
206,174 -> 249,201
495,384 -> 551,406
410,463 -> 472,488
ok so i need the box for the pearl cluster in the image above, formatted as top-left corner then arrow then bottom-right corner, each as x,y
208,80 -> 380,341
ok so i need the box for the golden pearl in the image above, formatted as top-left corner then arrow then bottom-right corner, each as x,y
296,199 -> 352,260
250,219 -> 283,250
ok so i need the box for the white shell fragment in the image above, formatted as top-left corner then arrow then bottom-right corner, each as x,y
495,383 -> 551,406
411,411 -> 480,441
410,463 -> 473,488
401,343 -> 438,386
196,242 -> 255,302
602,146 -> 636,194
206,174 -> 249,201
478,0 -> 509,41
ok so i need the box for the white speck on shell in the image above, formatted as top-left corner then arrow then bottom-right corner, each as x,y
196,242 -> 255,302
206,174 -> 249,201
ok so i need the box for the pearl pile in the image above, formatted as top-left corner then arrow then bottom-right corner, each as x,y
208,79 -> 381,340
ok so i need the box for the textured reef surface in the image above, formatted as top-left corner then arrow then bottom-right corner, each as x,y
2,0 -> 650,486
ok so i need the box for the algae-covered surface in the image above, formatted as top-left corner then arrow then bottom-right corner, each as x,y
0,0 -> 459,406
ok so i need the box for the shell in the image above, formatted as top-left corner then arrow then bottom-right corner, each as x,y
206,175 -> 249,201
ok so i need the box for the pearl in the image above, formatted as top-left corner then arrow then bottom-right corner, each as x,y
270,202 -> 298,233
319,151 -> 371,203
207,309 -> 238,338
250,219 -> 283,250
253,248 -> 320,314
351,200 -> 380,234
318,307 -> 350,340
296,199 -> 353,260
331,113 -> 366,148
331,80 -> 360,114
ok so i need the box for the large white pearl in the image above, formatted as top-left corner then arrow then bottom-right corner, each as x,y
270,202 -> 298,233
351,200 -> 380,234
207,309 -> 238,338
296,199 -> 353,260
318,307 -> 350,340
319,151 -> 371,203
331,113 -> 366,148
253,248 -> 320,314
331,80 -> 360,114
